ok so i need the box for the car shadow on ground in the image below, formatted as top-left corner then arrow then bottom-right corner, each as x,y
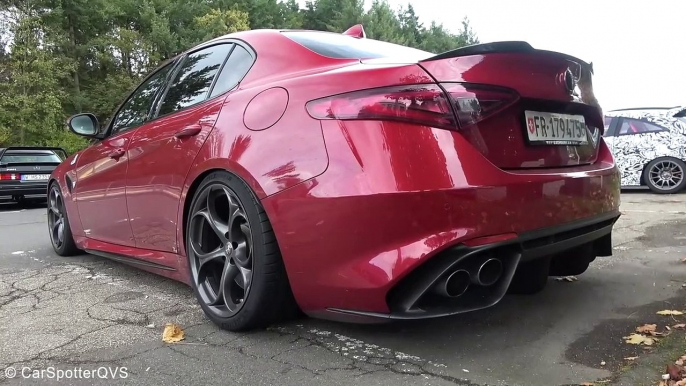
0,197 -> 47,212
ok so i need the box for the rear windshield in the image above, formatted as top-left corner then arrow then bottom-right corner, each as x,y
1,153 -> 62,164
282,31 -> 433,61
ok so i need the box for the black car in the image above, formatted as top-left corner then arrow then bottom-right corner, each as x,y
0,147 -> 67,203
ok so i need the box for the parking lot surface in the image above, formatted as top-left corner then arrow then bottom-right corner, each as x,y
1,192 -> 685,386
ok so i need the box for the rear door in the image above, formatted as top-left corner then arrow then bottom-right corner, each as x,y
125,42 -> 255,253
610,117 -> 670,183
74,62 -> 175,246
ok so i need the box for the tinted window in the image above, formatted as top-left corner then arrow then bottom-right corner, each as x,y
283,31 -> 433,60
111,64 -> 173,133
159,44 -> 232,115
618,118 -> 666,135
209,45 -> 254,98
1,153 -> 62,164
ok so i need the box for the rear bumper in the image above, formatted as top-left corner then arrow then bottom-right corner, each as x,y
0,183 -> 48,197
326,210 -> 618,321
261,121 -> 621,320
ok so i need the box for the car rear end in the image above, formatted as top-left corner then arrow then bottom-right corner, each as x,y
0,148 -> 65,200
261,33 -> 621,322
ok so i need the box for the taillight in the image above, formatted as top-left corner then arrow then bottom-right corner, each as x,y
305,84 -> 456,130
0,173 -> 20,181
306,83 -> 518,130
441,83 -> 519,128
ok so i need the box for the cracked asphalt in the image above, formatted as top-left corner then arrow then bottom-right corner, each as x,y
1,192 -> 685,386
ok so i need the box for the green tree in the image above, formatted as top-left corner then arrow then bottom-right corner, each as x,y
0,7 -> 86,151
363,0 -> 407,45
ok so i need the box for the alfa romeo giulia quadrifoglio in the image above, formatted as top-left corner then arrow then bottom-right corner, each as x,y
50,26 -> 620,331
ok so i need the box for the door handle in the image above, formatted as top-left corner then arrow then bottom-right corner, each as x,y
108,148 -> 125,159
174,124 -> 202,139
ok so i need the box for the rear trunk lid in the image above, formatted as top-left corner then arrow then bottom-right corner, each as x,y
419,41 -> 603,169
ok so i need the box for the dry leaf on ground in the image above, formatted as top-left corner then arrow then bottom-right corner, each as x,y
636,324 -> 657,334
556,276 -> 578,282
579,383 -> 594,386
624,356 -> 639,361
667,364 -> 683,380
673,324 -> 686,329
162,323 -> 185,343
623,333 -> 655,345
657,310 -> 684,316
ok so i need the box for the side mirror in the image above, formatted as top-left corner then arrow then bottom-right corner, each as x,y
67,113 -> 100,137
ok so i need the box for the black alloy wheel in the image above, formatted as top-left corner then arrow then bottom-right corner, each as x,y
186,171 -> 297,331
47,183 -> 79,256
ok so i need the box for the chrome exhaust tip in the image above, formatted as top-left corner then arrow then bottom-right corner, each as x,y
475,258 -> 503,287
434,269 -> 471,298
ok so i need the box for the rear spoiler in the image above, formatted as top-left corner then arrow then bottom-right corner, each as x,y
421,41 -> 593,73
0,146 -> 68,164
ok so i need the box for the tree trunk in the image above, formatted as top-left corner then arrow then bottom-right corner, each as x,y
68,17 -> 81,113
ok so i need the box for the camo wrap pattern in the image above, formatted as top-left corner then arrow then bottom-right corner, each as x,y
604,108 -> 686,187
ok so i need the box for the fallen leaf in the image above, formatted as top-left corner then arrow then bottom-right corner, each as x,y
579,383 -> 594,386
676,379 -> 686,386
667,364 -> 683,380
676,358 -> 684,366
657,310 -> 684,316
673,324 -> 686,329
556,276 -> 578,282
624,333 -> 655,345
162,323 -> 185,343
636,324 -> 657,334
624,356 -> 639,361
682,258 -> 686,264
658,382 -> 668,386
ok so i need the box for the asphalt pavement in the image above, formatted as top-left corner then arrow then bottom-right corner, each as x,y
0,192 -> 685,386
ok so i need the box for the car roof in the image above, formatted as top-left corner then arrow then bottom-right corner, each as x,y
607,106 -> 685,118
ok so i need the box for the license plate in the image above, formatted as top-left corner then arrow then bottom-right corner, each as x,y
525,111 -> 588,145
21,174 -> 50,181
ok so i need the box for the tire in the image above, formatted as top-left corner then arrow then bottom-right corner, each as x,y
47,183 -> 80,256
186,171 -> 298,331
507,257 -> 550,295
643,157 -> 686,194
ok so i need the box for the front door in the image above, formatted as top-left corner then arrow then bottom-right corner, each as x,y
74,132 -> 136,245
125,43 -> 242,253
74,61 -> 176,246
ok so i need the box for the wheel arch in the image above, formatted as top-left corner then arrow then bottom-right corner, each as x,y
178,159 -> 269,259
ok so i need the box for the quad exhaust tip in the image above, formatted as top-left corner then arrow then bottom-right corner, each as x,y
434,269 -> 471,298
474,258 -> 503,287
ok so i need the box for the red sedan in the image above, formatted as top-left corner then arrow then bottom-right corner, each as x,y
51,26 -> 620,331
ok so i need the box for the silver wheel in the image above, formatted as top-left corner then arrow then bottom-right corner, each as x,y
647,159 -> 684,191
